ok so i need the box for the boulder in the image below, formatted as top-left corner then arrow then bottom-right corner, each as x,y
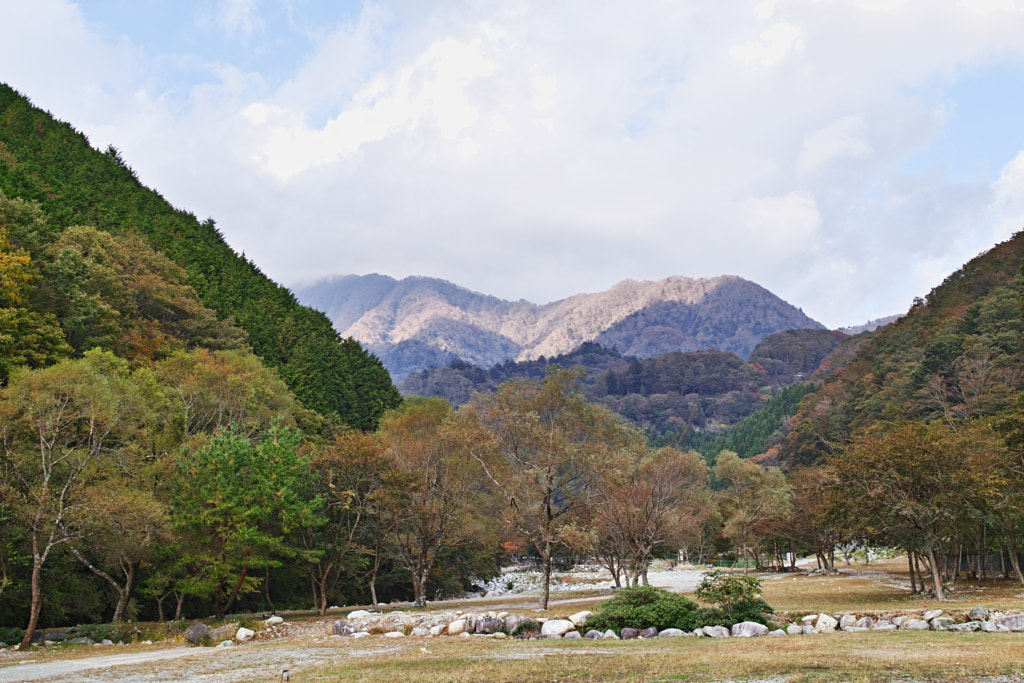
841,626 -> 868,632
411,626 -> 430,637
184,622 -> 210,646
541,619 -> 577,637
903,619 -> 930,630
563,631 -> 582,640
855,616 -> 874,629
871,624 -> 897,631
892,616 -> 907,627
979,621 -> 1000,633
235,627 -> 255,643
447,620 -> 467,636
997,614 -> 1024,632
786,623 -> 803,636
922,609 -> 943,621
801,625 -> 817,635
969,607 -> 990,621
216,640 -> 234,648
769,629 -> 786,636
731,622 -> 769,637
208,623 -> 238,643
815,614 -> 838,633
384,631 -> 405,638
930,617 -> 954,631
504,615 -> 527,635
602,630 -> 620,640
475,618 -> 504,635
569,611 -> 593,627
620,628 -> 639,640
703,626 -> 730,638
351,632 -> 371,639
584,630 -> 603,639
947,622 -> 981,632
801,614 -> 818,623
493,632 -> 508,640
332,620 -> 355,636
265,616 -> 284,626
347,610 -> 372,621
658,628 -> 685,637
429,625 -> 445,637
640,627 -> 659,639
839,615 -> 857,629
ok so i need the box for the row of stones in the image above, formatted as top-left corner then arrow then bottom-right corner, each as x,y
183,615 -> 285,646
781,608 -> 1024,636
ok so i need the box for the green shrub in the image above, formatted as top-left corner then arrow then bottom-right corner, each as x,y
694,571 -> 774,626
511,619 -> 541,638
0,626 -> 24,645
586,585 -> 701,633
73,624 -> 129,643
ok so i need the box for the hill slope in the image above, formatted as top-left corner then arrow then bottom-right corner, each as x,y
295,274 -> 824,380
0,85 -> 400,429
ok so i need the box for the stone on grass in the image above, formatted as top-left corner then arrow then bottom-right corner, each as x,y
839,615 -> 857,629
969,607 -> 990,621
930,617 -> 954,630
815,614 -> 838,633
447,619 -> 467,636
235,627 -> 254,643
563,631 -> 582,640
208,623 -> 238,643
996,614 -> 1024,632
185,623 -> 209,645
801,625 -> 817,635
731,622 -> 768,637
430,625 -> 445,637
769,629 -> 786,636
801,614 -> 818,623
841,626 -> 868,632
475,617 -> 503,635
640,627 -> 659,639
855,616 -> 873,629
333,620 -> 355,636
891,616 -> 906,627
947,622 -> 981,632
216,640 -> 234,648
569,611 -> 592,627
621,628 -> 639,640
872,624 -> 897,632
923,609 -> 943,621
786,623 -> 803,636
979,621 -> 1000,633
903,619 -> 930,630
493,632 -> 508,640
658,628 -> 685,638
265,616 -> 284,626
351,632 -> 370,639
411,627 -> 430,637
504,615 -> 527,635
602,630 -> 620,640
703,626 -> 730,638
584,630 -> 602,639
541,619 -> 577,637
384,631 -> 405,638
347,610 -> 371,620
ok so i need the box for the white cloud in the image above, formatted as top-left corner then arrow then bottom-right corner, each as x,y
797,114 -> 871,173
7,0 -> 1024,329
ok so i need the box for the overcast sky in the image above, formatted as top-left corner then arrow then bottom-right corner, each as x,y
4,0 -> 1024,328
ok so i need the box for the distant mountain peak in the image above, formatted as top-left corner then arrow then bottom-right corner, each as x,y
293,274 -> 823,380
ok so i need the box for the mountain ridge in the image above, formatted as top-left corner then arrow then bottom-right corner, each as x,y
294,273 -> 825,380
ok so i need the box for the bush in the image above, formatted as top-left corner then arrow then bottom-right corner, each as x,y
73,624 -> 130,643
694,570 -> 773,626
586,585 -> 701,633
0,626 -> 24,645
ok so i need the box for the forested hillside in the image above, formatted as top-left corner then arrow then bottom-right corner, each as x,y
0,85 -> 400,430
780,231 -> 1024,467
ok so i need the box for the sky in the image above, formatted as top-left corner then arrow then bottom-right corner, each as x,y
4,0 -> 1024,329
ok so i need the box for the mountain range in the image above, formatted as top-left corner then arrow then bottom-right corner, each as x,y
293,274 -> 825,380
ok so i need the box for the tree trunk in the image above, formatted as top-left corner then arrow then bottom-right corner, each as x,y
1004,538 -> 1024,586
218,566 -> 248,618
174,592 -> 185,621
20,546 -> 43,650
925,547 -> 945,600
539,543 -> 552,610
111,562 -> 136,624
908,551 -> 917,595
264,567 -> 274,614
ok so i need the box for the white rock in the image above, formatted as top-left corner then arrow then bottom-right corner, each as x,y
447,620 -> 466,636
351,632 -> 370,639
703,625 -> 730,638
541,619 -> 577,636
815,614 -> 838,633
658,628 -> 685,637
459,632 -> 471,638
839,615 -> 857,629
731,622 -> 768,637
216,640 -> 234,648
347,610 -> 372,620
602,629 -> 620,640
922,609 -> 943,621
786,623 -> 803,636
569,611 -> 593,627
264,616 -> 284,626
235,627 -> 255,643
384,631 -> 405,638
411,627 -> 430,637
903,619 -> 930,630
801,625 -> 817,635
